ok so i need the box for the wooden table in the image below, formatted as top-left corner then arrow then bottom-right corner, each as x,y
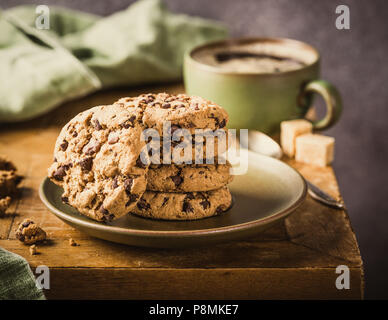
0,84 -> 363,299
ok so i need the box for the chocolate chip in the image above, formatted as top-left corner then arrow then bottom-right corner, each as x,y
137,199 -> 150,210
162,103 -> 171,109
125,194 -> 138,206
94,119 -> 102,130
53,157 -> 57,162
182,202 -> 193,213
61,196 -> 69,204
63,162 -> 73,170
72,132 -> 78,137
162,197 -> 169,206
141,96 -> 154,104
99,206 -> 109,215
112,177 -> 118,189
170,125 -> 180,135
216,205 -> 224,214
170,175 -> 183,187
219,119 -> 226,128
108,133 -> 119,144
121,115 -> 137,128
124,178 -> 133,194
136,157 -> 147,169
209,113 -> 223,127
60,140 -> 68,151
22,221 -> 33,228
185,192 -> 195,200
83,140 -> 101,155
16,234 -> 25,242
200,200 -> 210,210
100,206 -> 114,222
79,157 -> 93,171
53,166 -> 67,181
190,103 -> 199,110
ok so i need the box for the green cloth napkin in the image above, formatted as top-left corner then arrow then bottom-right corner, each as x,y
0,247 -> 45,300
0,0 -> 227,122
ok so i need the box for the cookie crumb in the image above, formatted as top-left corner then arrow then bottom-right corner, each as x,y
0,155 -> 23,217
16,219 -> 47,245
29,244 -> 37,255
0,196 -> 11,216
69,238 -> 79,246
0,155 -> 23,198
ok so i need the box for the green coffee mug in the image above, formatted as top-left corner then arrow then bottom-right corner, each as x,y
183,37 -> 342,133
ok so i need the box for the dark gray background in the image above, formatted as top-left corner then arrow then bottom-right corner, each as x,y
2,0 -> 388,299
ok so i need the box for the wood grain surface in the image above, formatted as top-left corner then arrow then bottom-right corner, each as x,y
0,84 -> 363,299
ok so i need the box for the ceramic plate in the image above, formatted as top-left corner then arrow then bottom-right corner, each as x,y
39,151 -> 306,248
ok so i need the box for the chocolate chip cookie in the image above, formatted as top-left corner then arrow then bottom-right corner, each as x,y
147,161 -> 233,192
16,219 -> 47,245
48,104 -> 149,222
116,93 -> 229,135
117,93 -> 229,163
131,186 -> 232,220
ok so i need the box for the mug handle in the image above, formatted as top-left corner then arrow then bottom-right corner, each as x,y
299,79 -> 343,130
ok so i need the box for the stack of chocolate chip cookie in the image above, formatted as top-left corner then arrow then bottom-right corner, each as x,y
117,93 -> 233,220
48,93 -> 233,222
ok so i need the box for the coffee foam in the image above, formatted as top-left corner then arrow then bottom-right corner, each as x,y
192,41 -> 318,74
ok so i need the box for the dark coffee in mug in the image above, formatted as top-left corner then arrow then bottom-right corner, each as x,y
192,42 -> 313,74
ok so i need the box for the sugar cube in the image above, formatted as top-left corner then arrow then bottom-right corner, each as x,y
295,134 -> 335,167
280,119 -> 313,157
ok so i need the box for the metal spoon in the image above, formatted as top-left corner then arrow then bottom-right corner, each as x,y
305,180 -> 344,209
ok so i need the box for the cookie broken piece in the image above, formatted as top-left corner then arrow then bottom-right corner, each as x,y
0,158 -> 22,198
0,156 -> 22,216
69,238 -> 79,246
29,245 -> 37,255
0,196 -> 11,215
16,219 -> 47,245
